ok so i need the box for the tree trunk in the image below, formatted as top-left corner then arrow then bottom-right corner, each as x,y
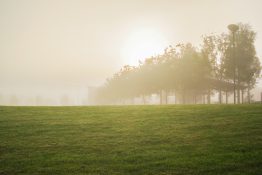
160,90 -> 162,105
237,72 -> 240,104
225,91 -> 228,104
261,92 -> 262,104
207,90 -> 211,104
174,90 -> 177,104
241,89 -> 244,104
248,86 -> 251,104
219,89 -> 222,104
142,95 -> 146,105
165,90 -> 168,105
182,90 -> 186,104
237,89 -> 240,104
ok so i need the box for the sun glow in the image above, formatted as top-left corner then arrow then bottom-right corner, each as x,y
122,28 -> 168,66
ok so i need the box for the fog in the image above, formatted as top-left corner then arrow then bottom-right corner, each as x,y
0,0 -> 262,105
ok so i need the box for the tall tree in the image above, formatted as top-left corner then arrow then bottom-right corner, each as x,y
224,23 -> 261,103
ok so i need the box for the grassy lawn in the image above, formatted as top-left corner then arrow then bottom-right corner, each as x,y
0,105 -> 261,175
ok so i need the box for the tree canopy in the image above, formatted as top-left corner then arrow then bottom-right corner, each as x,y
93,23 -> 261,105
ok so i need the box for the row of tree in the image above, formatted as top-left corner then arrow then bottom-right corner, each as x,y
94,23 -> 261,104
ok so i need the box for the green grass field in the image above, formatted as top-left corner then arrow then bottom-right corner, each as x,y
0,105 -> 261,175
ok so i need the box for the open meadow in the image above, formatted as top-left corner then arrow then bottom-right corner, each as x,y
0,105 -> 262,175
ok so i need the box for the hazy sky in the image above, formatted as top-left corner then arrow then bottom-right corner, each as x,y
0,0 -> 262,103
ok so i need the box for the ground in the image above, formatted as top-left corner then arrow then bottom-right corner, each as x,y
0,105 -> 261,175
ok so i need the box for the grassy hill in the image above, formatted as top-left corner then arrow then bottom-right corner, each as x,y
0,105 -> 261,175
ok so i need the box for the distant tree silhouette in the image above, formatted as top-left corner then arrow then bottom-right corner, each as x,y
9,95 -> 19,106
94,23 -> 261,105
61,95 -> 70,106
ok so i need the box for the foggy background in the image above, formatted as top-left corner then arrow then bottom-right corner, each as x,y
0,0 -> 262,105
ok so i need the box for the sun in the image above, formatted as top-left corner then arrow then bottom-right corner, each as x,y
122,27 -> 168,66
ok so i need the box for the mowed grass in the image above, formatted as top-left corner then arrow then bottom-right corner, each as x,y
0,105 -> 261,175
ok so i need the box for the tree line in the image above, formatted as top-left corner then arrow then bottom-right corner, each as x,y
93,23 -> 261,105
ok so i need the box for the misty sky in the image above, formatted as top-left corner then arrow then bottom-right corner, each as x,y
0,0 -> 262,103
